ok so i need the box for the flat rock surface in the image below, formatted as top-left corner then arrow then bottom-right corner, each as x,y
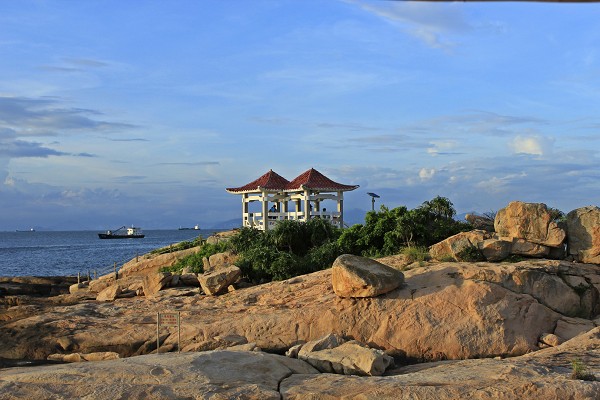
0,329 -> 597,399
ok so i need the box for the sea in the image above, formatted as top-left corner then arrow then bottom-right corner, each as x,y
0,229 -> 226,277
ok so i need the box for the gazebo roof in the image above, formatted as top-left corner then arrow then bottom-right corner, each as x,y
286,168 -> 359,192
226,168 -> 359,194
225,169 -> 290,194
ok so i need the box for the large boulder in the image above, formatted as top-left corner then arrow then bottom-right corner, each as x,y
480,238 -> 512,261
429,230 -> 490,261
300,340 -> 394,376
494,201 -> 566,247
509,238 -> 551,258
142,272 -> 172,297
331,254 -> 404,298
205,251 -> 240,272
566,206 -> 600,264
96,285 -> 121,302
465,213 -> 495,232
199,265 -> 241,296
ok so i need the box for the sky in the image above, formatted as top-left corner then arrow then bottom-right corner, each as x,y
1,0 -> 600,230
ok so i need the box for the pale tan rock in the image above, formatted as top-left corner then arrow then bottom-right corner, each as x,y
480,238 -> 511,261
96,285 -> 121,302
68,282 -> 89,294
429,230 -> 490,261
0,351 -> 319,399
539,332 -> 563,347
207,251 -> 239,272
142,272 -> 172,297
510,238 -> 551,257
554,317 -> 596,340
495,201 -> 566,247
331,254 -> 404,298
301,340 -> 394,376
2,260 -> 598,366
118,246 -> 200,278
282,329 -> 600,399
297,333 -> 346,359
179,273 -> 200,287
566,206 -> 600,264
465,214 -> 495,232
205,229 -> 238,245
198,265 -> 241,296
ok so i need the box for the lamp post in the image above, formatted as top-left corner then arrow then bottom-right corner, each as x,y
366,192 -> 380,211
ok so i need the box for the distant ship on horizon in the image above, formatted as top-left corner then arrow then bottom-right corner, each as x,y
178,224 -> 200,230
15,228 -> 35,232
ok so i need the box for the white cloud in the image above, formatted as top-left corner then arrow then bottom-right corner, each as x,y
348,0 -> 469,50
419,167 -> 436,180
509,134 -> 554,156
427,140 -> 458,155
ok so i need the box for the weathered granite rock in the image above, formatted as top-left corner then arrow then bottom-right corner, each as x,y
179,273 -> 200,287
429,230 -> 490,261
205,229 -> 238,245
1,260 -> 598,365
2,330 -> 597,400
510,238 -> 551,257
554,317 -> 596,340
0,276 -> 78,296
47,351 -> 120,363
142,272 -> 172,297
297,333 -> 347,359
566,206 -> 600,264
495,201 -> 566,247
331,254 -> 404,298
198,265 -> 241,295
0,351 -> 319,400
465,213 -> 495,232
281,328 -> 600,399
301,340 -> 394,376
480,238 -> 512,261
206,251 -> 239,272
69,282 -> 89,294
539,332 -> 563,347
96,285 -> 121,301
118,246 -> 201,278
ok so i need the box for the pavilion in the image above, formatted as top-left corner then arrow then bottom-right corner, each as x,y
226,168 -> 359,230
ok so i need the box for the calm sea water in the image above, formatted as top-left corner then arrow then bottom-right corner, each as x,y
0,229 -> 225,277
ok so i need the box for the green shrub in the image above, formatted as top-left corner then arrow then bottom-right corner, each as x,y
456,245 -> 485,262
571,359 -> 596,381
401,246 -> 431,263
160,241 -> 228,274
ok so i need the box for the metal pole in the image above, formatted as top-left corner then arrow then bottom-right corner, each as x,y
372,196 -> 375,211
114,262 -> 117,280
77,272 -> 80,284
177,312 -> 181,353
156,312 -> 160,354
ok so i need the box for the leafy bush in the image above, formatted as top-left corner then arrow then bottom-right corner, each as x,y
161,241 -> 229,274
571,359 -> 596,381
338,196 -> 471,257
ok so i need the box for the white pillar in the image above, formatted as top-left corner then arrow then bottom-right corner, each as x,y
337,191 -> 344,228
261,191 -> 269,231
303,189 -> 310,220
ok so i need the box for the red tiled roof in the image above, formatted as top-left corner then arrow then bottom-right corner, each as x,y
226,169 -> 290,193
286,168 -> 359,192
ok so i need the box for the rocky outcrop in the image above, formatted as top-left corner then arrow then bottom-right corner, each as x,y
47,351 -> 120,363
205,229 -> 238,245
0,276 -> 78,297
331,254 -> 404,298
495,201 -> 566,247
566,206 -> 600,264
1,260 -> 597,363
198,265 -> 241,296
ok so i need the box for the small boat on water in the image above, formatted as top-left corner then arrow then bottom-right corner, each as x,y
98,226 -> 145,239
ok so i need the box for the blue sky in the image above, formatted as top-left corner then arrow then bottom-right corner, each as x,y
1,1 -> 600,230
